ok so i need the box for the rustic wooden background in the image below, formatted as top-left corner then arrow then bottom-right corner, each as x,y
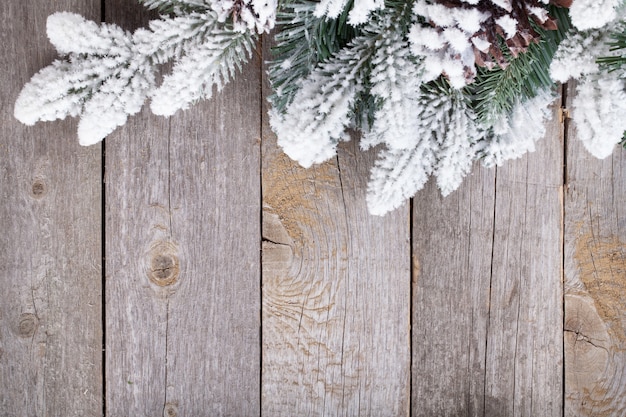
1,1 -> 625,416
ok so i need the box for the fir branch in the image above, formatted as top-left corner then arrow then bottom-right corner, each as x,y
270,30 -> 378,167
478,88 -> 556,167
14,10 -> 255,144
270,3 -> 416,167
360,19 -> 423,151
150,20 -> 255,115
471,5 -> 571,125
267,0 -> 359,113
597,24 -> 626,72
351,0 -> 415,130
139,0 -> 210,15
367,143 -> 434,215
367,79 -> 484,215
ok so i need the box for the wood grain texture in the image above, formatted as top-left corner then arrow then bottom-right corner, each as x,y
412,165 -> 496,416
564,83 -> 626,417
413,98 -> 564,417
0,1 -> 102,416
484,99 -> 564,416
261,43 -> 411,415
104,2 -> 261,415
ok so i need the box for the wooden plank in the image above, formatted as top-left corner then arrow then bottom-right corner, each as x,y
261,46 -> 411,415
0,1 -> 102,416
412,98 -> 564,416
484,99 -> 564,416
104,2 -> 261,414
411,166 -> 496,416
564,83 -> 626,416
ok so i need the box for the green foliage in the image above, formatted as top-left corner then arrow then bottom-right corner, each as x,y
268,0 -> 415,115
268,0 -> 359,112
471,6 -> 571,125
139,0 -> 209,14
597,25 -> 626,72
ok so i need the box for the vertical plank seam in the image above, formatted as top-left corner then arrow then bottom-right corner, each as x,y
483,167 -> 498,417
259,34 -> 265,417
167,120 -> 174,236
409,197 -> 414,417
102,139 -> 107,417
511,164 -> 531,417
560,82 -> 569,417
101,2 -> 107,416
334,155 -> 349,414
163,120 -> 173,413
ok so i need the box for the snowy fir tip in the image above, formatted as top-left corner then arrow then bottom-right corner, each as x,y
13,0 -> 626,214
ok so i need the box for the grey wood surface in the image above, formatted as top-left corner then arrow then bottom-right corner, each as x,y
564,83 -> 626,417
261,66 -> 411,414
483,99 -> 564,417
260,32 -> 411,413
412,98 -> 564,417
103,2 -> 261,415
412,164 -> 495,416
2,2 -> 626,415
0,1 -> 102,416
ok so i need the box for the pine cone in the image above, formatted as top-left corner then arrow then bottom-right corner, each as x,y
434,0 -> 569,69
211,0 -> 276,33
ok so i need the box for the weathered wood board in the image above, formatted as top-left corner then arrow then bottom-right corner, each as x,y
0,1 -> 103,416
483,98 -> 564,417
261,37 -> 411,414
564,83 -> 626,417
413,98 -> 564,416
104,1 -> 261,415
412,164 -> 495,416
3,2 -> 626,414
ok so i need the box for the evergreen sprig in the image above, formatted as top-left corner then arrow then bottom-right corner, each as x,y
267,0 -> 359,113
471,6 -> 571,125
139,0 -> 210,15
597,25 -> 626,71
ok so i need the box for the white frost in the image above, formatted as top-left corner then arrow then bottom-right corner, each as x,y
549,31 -> 609,82
495,15 -> 517,39
409,0 -> 489,88
569,0 -> 618,30
270,36 -> 375,167
571,73 -> 626,159
481,89 -> 556,167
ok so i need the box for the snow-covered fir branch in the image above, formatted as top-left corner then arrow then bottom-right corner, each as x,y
269,29 -> 377,167
14,10 -> 256,145
13,0 -> 626,215
360,18 -> 423,151
367,82 -> 484,215
479,88 -> 556,167
551,13 -> 626,158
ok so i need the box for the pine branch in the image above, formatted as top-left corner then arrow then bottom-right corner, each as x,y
270,30 -> 378,167
360,15 -> 423,151
267,0 -> 359,113
270,4 -> 416,167
14,10 -> 255,144
471,5 -> 571,125
150,20 -> 255,115
597,24 -> 626,72
366,79 -> 484,215
478,88 -> 556,167
139,0 -> 210,15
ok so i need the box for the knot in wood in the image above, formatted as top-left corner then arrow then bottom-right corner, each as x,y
149,253 -> 179,286
18,313 -> 37,338
31,180 -> 46,198
163,403 -> 178,417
